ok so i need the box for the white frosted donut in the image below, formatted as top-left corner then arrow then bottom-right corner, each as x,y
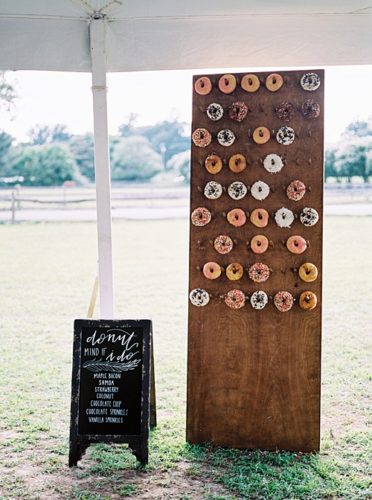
189,288 -> 210,307
276,126 -> 295,146
300,73 -> 321,91
228,181 -> 248,200
217,129 -> 236,147
263,154 -> 283,174
204,181 -> 223,200
250,290 -> 268,310
251,181 -> 270,201
206,103 -> 224,121
275,207 -> 294,228
300,207 -> 319,226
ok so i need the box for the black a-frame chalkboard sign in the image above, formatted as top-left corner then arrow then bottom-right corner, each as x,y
69,319 -> 152,466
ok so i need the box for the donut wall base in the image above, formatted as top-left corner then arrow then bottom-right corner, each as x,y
187,70 -> 324,452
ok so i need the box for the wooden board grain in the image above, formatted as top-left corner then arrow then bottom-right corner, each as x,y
187,70 -> 324,452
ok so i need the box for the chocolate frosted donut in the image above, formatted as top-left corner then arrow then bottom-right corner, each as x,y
228,101 -> 248,122
250,290 -> 268,310
225,289 -> 245,309
276,126 -> 295,146
263,153 -> 284,174
275,207 -> 294,228
275,101 -> 295,122
301,99 -> 320,120
274,291 -> 294,312
248,263 -> 270,283
217,129 -> 236,147
204,181 -> 223,200
206,103 -> 224,121
214,235 -> 233,254
251,181 -> 270,201
192,128 -> 212,148
300,207 -> 319,227
300,73 -> 321,91
191,207 -> 211,226
286,180 -> 306,201
189,288 -> 210,307
228,181 -> 248,200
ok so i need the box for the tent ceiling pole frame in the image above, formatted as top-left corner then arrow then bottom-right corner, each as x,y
90,17 -> 114,318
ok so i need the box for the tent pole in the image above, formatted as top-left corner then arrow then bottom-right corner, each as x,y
90,17 -> 114,318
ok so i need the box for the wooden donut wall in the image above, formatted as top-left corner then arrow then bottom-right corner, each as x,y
187,70 -> 324,452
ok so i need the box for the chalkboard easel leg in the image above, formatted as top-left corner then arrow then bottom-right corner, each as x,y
129,440 -> 148,465
69,440 -> 89,467
150,338 -> 157,429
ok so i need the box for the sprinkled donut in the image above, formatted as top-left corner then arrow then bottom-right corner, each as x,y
263,153 -> 284,174
226,263 -> 244,281
250,235 -> 269,254
191,207 -> 212,226
206,103 -> 224,121
300,73 -> 321,91
227,208 -> 246,227
192,128 -> 212,148
228,181 -> 248,200
217,129 -> 236,147
299,291 -> 318,311
266,73 -> 284,92
253,126 -> 271,145
194,76 -> 212,96
189,288 -> 210,307
205,154 -> 223,174
286,235 -> 307,254
241,74 -> 260,93
286,180 -> 306,201
276,126 -> 295,146
275,101 -> 295,122
299,263 -> 318,282
225,289 -> 246,309
250,208 -> 269,228
275,207 -> 295,228
203,262 -> 222,280
250,290 -> 268,310
204,181 -> 223,200
300,207 -> 319,227
251,181 -> 270,201
214,235 -> 233,254
218,74 -> 237,94
248,263 -> 270,283
228,101 -> 248,122
301,99 -> 320,120
274,291 -> 294,312
229,154 -> 247,173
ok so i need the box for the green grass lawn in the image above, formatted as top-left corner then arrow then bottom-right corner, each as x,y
0,217 -> 371,499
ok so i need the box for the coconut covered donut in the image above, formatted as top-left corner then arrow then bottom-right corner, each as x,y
299,291 -> 318,311
275,207 -> 295,228
227,208 -> 246,227
206,103 -> 224,121
286,180 -> 306,201
218,74 -> 237,94
226,263 -> 244,281
191,207 -> 212,226
228,154 -> 247,173
253,126 -> 271,145
250,290 -> 268,310
276,126 -> 295,145
286,235 -> 307,254
266,73 -> 284,92
194,76 -> 212,95
225,289 -> 246,309
228,181 -> 248,200
189,288 -> 210,307
300,73 -> 321,91
217,129 -> 236,147
228,101 -> 248,122
300,207 -> 319,227
192,128 -> 212,148
274,291 -> 294,312
250,235 -> 269,254
204,181 -> 223,200
263,153 -> 284,174
248,263 -> 270,283
250,208 -> 269,228
301,99 -> 320,120
241,74 -> 260,93
299,262 -> 318,282
203,262 -> 222,280
205,154 -> 223,174
275,101 -> 295,122
251,181 -> 270,201
214,235 -> 233,254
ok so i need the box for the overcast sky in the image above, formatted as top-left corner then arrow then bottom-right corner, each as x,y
1,65 -> 371,144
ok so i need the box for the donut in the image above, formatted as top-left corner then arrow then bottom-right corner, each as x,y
192,128 -> 212,148
286,180 -> 306,201
228,154 -> 247,173
263,153 -> 284,174
206,103 -> 224,121
250,208 -> 269,228
300,73 -> 321,91
241,74 -> 260,93
214,235 -> 233,254
276,126 -> 295,146
266,73 -> 284,92
228,181 -> 248,200
194,76 -> 212,96
189,288 -> 210,307
218,74 -> 237,94
250,290 -> 268,310
217,129 -> 236,147
191,207 -> 212,226
248,263 -> 270,283
253,126 -> 271,145
275,207 -> 295,228
204,181 -> 223,200
226,263 -> 244,281
300,207 -> 319,227
286,235 -> 307,254
203,262 -> 222,280
228,101 -> 248,122
275,101 -> 295,122
301,99 -> 320,120
299,291 -> 318,310
274,291 -> 294,312
299,263 -> 318,283
250,181 -> 270,201
205,154 -> 223,174
227,208 -> 246,227
250,235 -> 269,254
225,289 -> 245,309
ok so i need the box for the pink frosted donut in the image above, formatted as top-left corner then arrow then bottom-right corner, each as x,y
250,208 -> 269,228
274,291 -> 294,312
192,128 -> 212,148
225,289 -> 245,309
191,207 -> 211,226
214,235 -> 233,254
203,262 -> 222,280
286,235 -> 307,254
248,263 -> 270,283
227,208 -> 246,227
286,180 -> 306,201
250,235 -> 269,254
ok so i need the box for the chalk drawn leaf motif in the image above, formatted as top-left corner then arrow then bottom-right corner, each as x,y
82,359 -> 141,373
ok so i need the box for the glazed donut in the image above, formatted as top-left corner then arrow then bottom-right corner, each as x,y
205,154 -> 223,174
194,76 -> 212,96
263,153 -> 284,174
266,73 -> 284,92
228,101 -> 248,122
189,288 -> 210,307
250,235 -> 269,254
227,208 -> 246,227
274,291 -> 294,312
300,73 -> 321,92
226,263 -> 244,281
250,208 -> 269,228
275,101 -> 295,122
203,262 -> 222,280
214,235 -> 233,254
300,207 -> 319,227
301,99 -> 320,120
204,181 -> 223,200
228,154 -> 247,173
248,263 -> 270,283
225,289 -> 245,309
286,235 -> 307,254
217,129 -> 236,147
250,290 -> 268,310
299,291 -> 318,311
192,128 -> 212,148
286,180 -> 306,201
206,103 -> 224,121
218,74 -> 237,94
299,262 -> 318,282
241,74 -> 260,93
276,126 -> 295,146
251,181 -> 270,201
191,207 -> 212,226
253,126 -> 271,145
275,207 -> 294,228
228,181 -> 248,200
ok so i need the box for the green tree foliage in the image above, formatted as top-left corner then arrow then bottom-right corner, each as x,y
343,120 -> 372,138
28,124 -> 71,145
335,137 -> 372,182
69,133 -> 95,181
324,147 -> 337,181
166,150 -> 190,182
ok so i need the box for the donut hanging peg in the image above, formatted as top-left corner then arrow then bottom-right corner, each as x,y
248,263 -> 270,283
286,180 -> 306,201
205,154 -> 223,174
191,207 -> 212,226
274,291 -> 294,312
192,128 -> 212,148
227,208 -> 246,227
206,103 -> 224,121
194,76 -> 212,95
253,126 -> 271,145
241,74 -> 260,93
250,180 -> 270,201
286,235 -> 307,254
301,99 -> 320,119
276,126 -> 295,146
300,72 -> 321,91
300,207 -> 319,227
204,181 -> 223,200
189,288 -> 210,307
299,263 -> 318,282
226,263 -> 244,281
275,101 -> 295,122
266,73 -> 284,92
217,129 -> 236,147
218,74 -> 237,94
250,208 -> 269,228
229,154 -> 247,173
275,207 -> 295,228
228,101 -> 248,122
214,235 -> 234,254
263,153 -> 284,174
203,262 -> 222,280
225,289 -> 246,309
250,290 -> 268,310
228,181 -> 248,200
